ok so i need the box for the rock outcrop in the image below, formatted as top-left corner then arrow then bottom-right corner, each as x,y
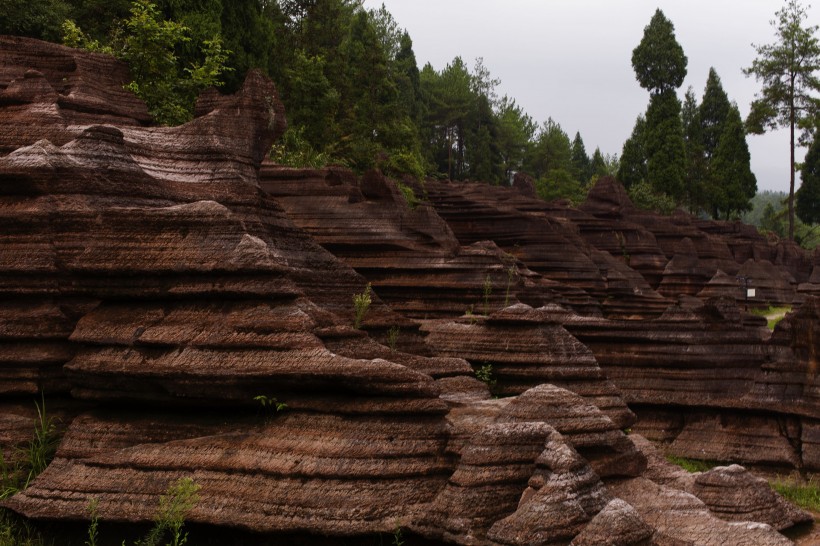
0,37 -> 817,546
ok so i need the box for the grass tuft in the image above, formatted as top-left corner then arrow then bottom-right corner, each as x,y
665,455 -> 719,473
770,475 -> 820,512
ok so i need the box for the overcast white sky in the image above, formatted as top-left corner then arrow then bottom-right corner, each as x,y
362,0 -> 819,193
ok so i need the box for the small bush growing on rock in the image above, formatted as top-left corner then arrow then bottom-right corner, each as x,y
396,182 -> 420,210
353,283 -> 372,329
254,395 -> 287,416
482,275 -> 492,315
135,477 -> 200,546
387,326 -> 400,352
475,363 -> 496,390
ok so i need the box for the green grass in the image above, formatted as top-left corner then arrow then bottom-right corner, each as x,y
665,455 -> 719,473
748,305 -> 792,330
771,475 -> 820,512
0,509 -> 50,546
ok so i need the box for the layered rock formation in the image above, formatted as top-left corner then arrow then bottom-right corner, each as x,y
0,36 -> 817,546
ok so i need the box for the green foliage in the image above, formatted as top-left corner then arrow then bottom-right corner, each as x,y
571,132 -> 592,184
135,477 -> 200,546
0,509 -> 48,546
0,0 -> 71,42
744,0 -> 820,240
396,182 -> 421,210
253,395 -> 288,414
85,498 -> 100,546
665,455 -> 718,473
628,180 -> 677,215
386,326 -> 400,352
391,522 -> 405,546
381,149 -> 426,181
682,87 -> 707,212
482,275 -> 492,315
270,127 -> 332,168
797,130 -> 820,225
744,190 -> 820,249
698,68 -> 732,159
631,8 -> 688,94
749,306 -> 792,330
352,283 -> 372,329
474,363 -> 496,390
709,105 -> 757,219
645,90 -> 687,203
64,0 -> 232,126
504,265 -> 517,307
535,168 -> 586,205
770,475 -> 820,511
61,20 -> 113,53
618,115 -> 648,189
1,396 -> 60,500
496,96 -> 536,182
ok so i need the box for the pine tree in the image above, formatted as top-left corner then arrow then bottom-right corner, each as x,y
617,115 -> 648,189
645,89 -> 687,203
710,105 -> 757,218
571,132 -> 592,183
682,87 -> 707,212
744,0 -> 820,240
630,9 -> 688,209
631,8 -> 688,95
699,68 -> 732,159
590,147 -> 608,179
797,130 -> 820,224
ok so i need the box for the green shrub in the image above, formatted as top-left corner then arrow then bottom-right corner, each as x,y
352,283 -> 372,329
396,182 -> 421,210
135,477 -> 200,546
475,363 -> 496,390
63,0 -> 231,126
628,180 -> 677,215
665,455 -> 718,473
386,326 -> 400,352
269,126 -> 332,169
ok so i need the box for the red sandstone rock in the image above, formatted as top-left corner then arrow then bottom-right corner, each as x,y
0,37 -> 813,546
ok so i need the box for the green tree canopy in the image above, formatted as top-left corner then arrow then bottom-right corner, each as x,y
744,0 -> 820,239
682,86 -> 707,212
64,0 -> 231,125
699,68 -> 732,159
631,8 -> 688,94
571,132 -> 591,183
709,104 -> 757,219
797,130 -> 820,224
645,89 -> 687,203
617,114 -> 648,189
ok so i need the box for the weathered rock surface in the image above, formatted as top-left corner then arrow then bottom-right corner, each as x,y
0,37 -> 816,546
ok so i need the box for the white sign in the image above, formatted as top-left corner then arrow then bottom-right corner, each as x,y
747,288 -> 756,298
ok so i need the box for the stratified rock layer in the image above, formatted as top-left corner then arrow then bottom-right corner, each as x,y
0,37 -> 816,546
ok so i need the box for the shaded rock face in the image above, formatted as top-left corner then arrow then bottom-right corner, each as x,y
0,37 -> 816,546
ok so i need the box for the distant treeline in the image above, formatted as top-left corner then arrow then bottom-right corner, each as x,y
0,0 -> 614,198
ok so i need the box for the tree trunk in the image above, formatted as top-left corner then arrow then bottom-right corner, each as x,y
789,81 -> 796,241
